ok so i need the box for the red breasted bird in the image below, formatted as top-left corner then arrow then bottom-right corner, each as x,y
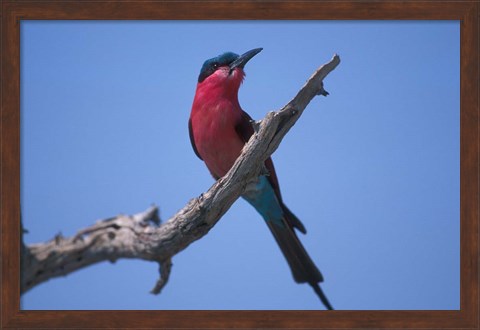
189,48 -> 333,310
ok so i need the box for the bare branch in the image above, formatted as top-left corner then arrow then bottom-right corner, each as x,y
150,258 -> 173,295
22,205 -> 163,293
21,54 -> 341,294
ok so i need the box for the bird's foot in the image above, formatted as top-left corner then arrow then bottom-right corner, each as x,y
250,119 -> 263,133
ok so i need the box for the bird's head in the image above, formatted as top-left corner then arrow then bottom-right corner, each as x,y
197,48 -> 262,91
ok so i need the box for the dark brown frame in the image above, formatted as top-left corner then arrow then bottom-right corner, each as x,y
1,1 -> 478,329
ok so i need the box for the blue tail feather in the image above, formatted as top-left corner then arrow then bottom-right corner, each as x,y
242,176 -> 285,227
241,175 -> 333,310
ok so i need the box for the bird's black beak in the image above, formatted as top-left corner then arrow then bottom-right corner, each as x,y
229,48 -> 263,72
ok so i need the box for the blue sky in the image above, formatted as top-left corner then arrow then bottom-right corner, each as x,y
21,21 -> 459,310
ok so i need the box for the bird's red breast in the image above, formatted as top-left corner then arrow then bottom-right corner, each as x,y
190,67 -> 246,178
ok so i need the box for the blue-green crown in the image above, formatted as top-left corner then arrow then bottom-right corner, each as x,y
198,52 -> 239,83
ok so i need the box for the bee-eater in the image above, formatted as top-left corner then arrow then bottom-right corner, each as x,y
188,48 -> 333,310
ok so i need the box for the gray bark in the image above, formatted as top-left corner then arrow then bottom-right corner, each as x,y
21,54 -> 341,295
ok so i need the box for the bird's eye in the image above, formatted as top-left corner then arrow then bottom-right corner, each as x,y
212,63 -> 218,69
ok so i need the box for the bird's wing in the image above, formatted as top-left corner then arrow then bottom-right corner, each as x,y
235,110 -> 307,234
234,110 -> 283,200
188,117 -> 203,160
234,110 -> 255,143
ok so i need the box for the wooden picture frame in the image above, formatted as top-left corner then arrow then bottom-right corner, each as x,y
1,1 -> 478,328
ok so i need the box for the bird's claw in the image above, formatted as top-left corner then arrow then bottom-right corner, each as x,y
250,119 -> 262,133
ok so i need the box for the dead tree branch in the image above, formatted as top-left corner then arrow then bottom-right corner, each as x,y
21,54 -> 341,295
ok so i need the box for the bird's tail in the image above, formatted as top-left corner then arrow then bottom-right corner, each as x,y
266,217 -> 334,310
311,282 -> 334,310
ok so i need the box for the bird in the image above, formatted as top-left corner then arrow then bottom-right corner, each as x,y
188,48 -> 333,310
